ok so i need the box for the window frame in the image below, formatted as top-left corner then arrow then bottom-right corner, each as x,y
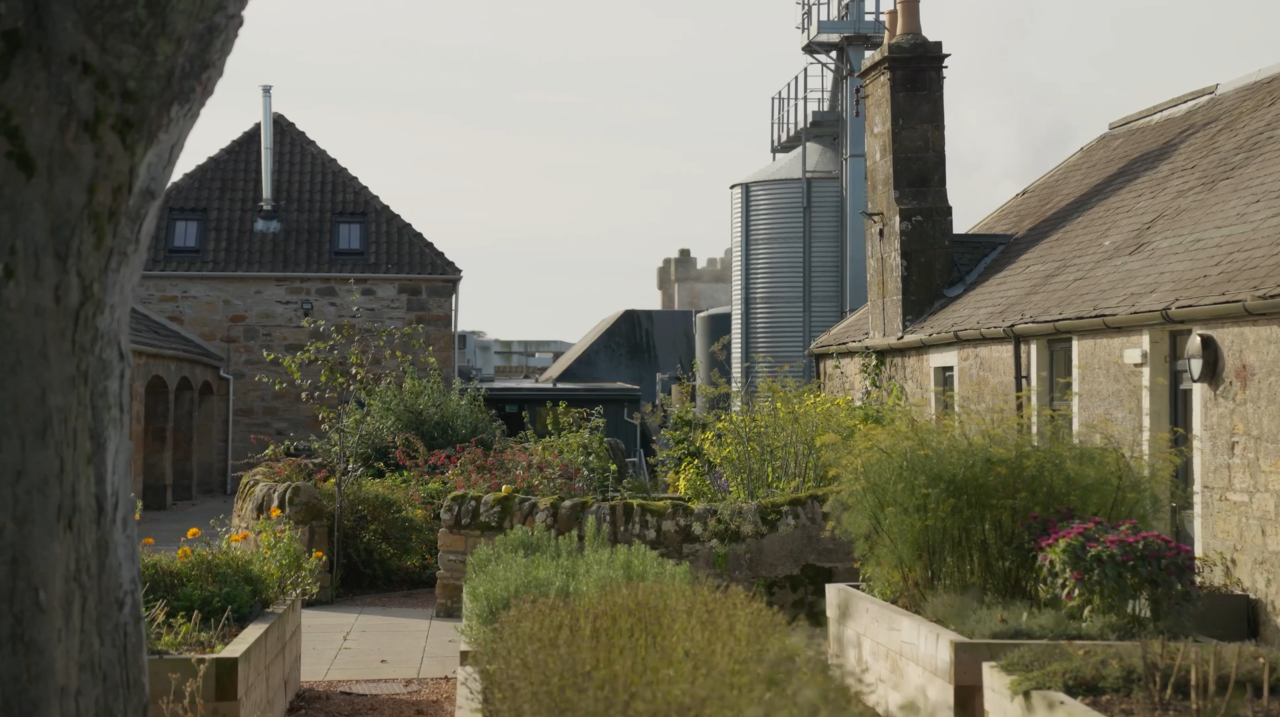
1047,338 -> 1073,412
932,365 -> 956,415
331,215 -> 367,258
166,211 -> 205,256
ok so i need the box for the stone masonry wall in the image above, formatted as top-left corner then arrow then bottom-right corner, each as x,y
435,490 -> 856,623
818,316 -> 1280,643
135,276 -> 455,489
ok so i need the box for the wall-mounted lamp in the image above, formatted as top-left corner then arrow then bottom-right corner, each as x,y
300,300 -> 313,317
1184,333 -> 1219,383
859,211 -> 884,224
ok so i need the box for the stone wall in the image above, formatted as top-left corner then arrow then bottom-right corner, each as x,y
434,490 -> 856,622
147,598 -> 301,717
232,468 -> 332,603
132,351 -> 230,508
817,315 -> 1280,643
135,275 -> 455,488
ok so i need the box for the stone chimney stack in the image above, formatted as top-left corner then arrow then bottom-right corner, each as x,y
858,1 -> 953,339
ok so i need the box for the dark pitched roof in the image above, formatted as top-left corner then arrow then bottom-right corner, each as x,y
144,114 -> 459,276
129,308 -> 225,365
814,66 -> 1280,351
539,309 -> 695,405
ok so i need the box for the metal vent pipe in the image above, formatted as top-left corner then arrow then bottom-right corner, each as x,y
260,85 -> 274,212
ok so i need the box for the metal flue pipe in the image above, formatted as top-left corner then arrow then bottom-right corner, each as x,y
260,85 -> 274,212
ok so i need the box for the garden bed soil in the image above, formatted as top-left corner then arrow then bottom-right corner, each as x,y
287,679 -> 454,717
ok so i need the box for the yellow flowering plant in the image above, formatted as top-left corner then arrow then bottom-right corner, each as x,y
141,537 -> 155,547
658,372 -> 881,502
140,515 -> 323,655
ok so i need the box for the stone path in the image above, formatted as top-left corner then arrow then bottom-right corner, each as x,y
137,495 -> 236,553
301,604 -> 461,681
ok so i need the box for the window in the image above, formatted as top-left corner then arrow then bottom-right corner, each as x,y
1048,339 -> 1073,412
933,365 -> 956,414
333,216 -> 365,256
457,334 -> 468,350
167,212 -> 204,254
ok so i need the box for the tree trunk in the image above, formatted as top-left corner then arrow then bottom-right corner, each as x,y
0,2 -> 247,715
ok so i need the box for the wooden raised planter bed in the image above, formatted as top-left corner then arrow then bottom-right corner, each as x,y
826,584 -> 1131,717
982,662 -> 1105,717
147,598 -> 302,717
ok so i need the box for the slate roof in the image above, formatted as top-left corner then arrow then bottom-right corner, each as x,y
144,114 -> 459,276
813,65 -> 1280,351
129,308 -> 225,365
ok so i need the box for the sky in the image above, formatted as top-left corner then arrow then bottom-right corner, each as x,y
173,0 -> 1280,344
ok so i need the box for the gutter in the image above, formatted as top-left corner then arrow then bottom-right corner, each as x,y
809,298 -> 1280,356
142,272 -> 462,281
131,346 -> 225,369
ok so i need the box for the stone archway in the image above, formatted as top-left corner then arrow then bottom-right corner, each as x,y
172,377 -> 196,502
143,376 -> 171,510
197,381 -> 220,496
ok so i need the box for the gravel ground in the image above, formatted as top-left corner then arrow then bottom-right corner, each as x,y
287,678 -> 455,717
330,589 -> 437,611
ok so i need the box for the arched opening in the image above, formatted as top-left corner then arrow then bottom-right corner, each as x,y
172,377 -> 196,502
197,381 -> 219,496
143,376 -> 171,510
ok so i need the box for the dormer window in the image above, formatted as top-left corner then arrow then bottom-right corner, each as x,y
333,216 -> 366,256
167,211 -> 204,254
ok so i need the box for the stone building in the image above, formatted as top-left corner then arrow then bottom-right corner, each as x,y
811,12 -> 1280,640
135,104 -> 459,489
657,248 -> 731,312
130,306 -> 231,509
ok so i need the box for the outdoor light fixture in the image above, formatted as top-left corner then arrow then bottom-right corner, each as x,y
859,211 -> 884,223
1184,333 -> 1219,384
300,300 -> 313,317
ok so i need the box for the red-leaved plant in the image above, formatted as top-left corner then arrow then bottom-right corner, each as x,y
1035,514 -> 1197,627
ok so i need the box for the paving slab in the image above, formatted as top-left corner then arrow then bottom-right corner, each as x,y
301,601 -> 460,681
137,495 -> 236,554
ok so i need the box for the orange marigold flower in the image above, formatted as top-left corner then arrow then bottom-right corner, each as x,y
141,537 -> 155,546
229,531 -> 250,543
177,546 -> 193,561
186,527 -> 202,540
269,507 -> 283,519
313,550 -> 324,559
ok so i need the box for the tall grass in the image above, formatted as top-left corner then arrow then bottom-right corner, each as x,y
827,407 -> 1174,609
468,581 -> 872,717
462,524 -> 692,630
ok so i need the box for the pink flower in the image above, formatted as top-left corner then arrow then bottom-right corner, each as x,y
1122,556 -> 1134,562
1086,543 -> 1098,549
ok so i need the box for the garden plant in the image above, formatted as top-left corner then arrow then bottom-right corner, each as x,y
139,510 -> 324,655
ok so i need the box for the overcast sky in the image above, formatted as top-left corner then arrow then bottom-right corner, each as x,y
173,0 -> 1280,344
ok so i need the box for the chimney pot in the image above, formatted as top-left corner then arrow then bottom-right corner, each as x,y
883,9 -> 898,45
260,85 -> 275,215
895,0 -> 922,38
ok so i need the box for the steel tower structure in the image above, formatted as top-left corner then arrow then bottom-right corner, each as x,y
771,0 -> 890,315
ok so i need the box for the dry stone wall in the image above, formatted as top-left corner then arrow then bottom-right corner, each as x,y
435,489 -> 857,623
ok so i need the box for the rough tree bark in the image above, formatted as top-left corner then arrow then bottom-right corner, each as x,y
0,2 -> 248,715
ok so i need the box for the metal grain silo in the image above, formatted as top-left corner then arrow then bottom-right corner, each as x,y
731,141 -> 843,390
695,306 -> 732,412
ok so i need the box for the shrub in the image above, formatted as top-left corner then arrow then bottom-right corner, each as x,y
827,408 -> 1173,609
342,364 -> 504,476
140,514 -> 323,654
1036,516 -> 1197,628
397,403 -> 620,498
999,641 -> 1280,706
468,581 -> 871,717
919,592 -> 1142,641
318,474 -> 451,594
661,374 -> 879,502
462,524 -> 691,630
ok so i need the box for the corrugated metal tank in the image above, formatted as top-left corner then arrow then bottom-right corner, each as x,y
730,141 -> 843,389
695,306 -> 732,412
